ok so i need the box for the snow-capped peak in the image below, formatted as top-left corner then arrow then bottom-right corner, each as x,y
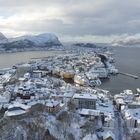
9,33 -> 61,46
0,32 -> 8,44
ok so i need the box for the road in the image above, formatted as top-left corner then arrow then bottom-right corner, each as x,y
114,110 -> 122,140
114,110 -> 128,140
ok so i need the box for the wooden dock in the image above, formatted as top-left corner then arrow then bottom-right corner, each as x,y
119,72 -> 139,79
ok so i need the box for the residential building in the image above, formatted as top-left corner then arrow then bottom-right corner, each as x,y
73,93 -> 97,109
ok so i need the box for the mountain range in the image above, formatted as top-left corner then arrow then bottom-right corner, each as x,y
0,32 -> 62,51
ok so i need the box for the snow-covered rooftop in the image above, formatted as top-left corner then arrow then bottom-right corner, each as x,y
78,108 -> 100,116
73,93 -> 97,100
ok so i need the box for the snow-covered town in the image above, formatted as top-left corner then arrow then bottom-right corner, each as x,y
0,45 -> 138,140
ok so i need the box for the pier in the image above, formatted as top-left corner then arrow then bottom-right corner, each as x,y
119,72 -> 139,79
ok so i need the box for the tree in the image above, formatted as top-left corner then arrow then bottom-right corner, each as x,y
67,100 -> 76,112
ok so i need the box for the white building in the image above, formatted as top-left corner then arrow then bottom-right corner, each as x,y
4,103 -> 30,117
92,67 -> 108,78
123,109 -> 140,128
73,93 -> 97,109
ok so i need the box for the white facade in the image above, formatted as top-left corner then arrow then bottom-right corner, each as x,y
73,93 -> 97,109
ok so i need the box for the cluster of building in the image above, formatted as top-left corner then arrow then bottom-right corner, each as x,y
0,48 -> 120,140
114,89 -> 140,138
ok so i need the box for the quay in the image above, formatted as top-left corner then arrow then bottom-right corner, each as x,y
119,72 -> 139,79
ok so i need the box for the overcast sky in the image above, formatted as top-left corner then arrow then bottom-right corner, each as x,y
0,0 -> 140,43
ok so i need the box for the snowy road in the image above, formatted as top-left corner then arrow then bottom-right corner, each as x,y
114,110 -> 125,140
114,109 -> 130,140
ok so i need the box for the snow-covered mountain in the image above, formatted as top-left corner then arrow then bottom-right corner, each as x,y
0,33 -> 62,51
0,32 -> 8,44
9,33 -> 61,46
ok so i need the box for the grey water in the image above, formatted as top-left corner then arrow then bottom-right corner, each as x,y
101,47 -> 140,94
0,47 -> 139,94
0,51 -> 61,68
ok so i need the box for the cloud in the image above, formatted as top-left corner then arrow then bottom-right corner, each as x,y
0,0 -> 140,42
112,34 -> 140,46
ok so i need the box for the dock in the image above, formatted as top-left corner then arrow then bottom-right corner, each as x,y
31,57 -> 48,59
119,72 -> 139,79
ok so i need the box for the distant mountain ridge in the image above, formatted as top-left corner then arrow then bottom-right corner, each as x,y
0,32 -> 62,52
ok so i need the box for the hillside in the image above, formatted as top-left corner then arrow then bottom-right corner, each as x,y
0,33 -> 62,52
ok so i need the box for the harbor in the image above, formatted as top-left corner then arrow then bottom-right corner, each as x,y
0,45 -> 121,140
100,47 -> 140,94
0,0 -> 140,139
0,45 -> 139,139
